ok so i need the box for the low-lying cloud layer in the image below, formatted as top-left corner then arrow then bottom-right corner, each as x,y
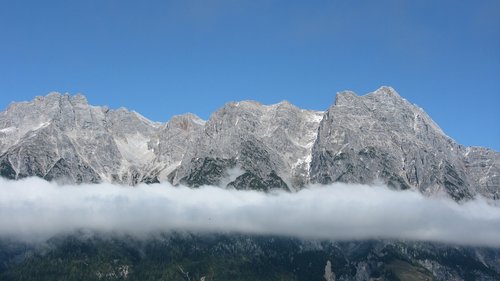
1,177 -> 499,247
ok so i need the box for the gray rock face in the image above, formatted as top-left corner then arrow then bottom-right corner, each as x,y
464,147 -> 500,200
0,88 -> 498,200
0,93 -> 200,185
144,113 -> 205,183
310,86 -> 490,200
170,100 -> 323,190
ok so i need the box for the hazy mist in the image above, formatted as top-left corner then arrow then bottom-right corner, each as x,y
1,177 -> 499,247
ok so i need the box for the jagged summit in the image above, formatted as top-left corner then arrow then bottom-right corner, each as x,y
170,96 -> 324,190
334,86 -> 401,106
370,85 -> 400,97
0,88 -> 498,200
226,99 -> 298,112
334,90 -> 358,105
31,92 -> 89,107
333,87 -> 446,137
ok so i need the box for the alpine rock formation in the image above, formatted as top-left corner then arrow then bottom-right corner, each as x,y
0,93 -> 202,185
310,87 -> 499,200
0,87 -> 498,201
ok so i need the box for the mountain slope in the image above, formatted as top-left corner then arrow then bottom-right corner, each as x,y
310,87 -> 481,200
0,93 -> 196,185
170,100 -> 323,190
1,233 -> 499,281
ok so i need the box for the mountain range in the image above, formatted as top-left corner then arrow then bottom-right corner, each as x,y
1,87 -> 500,281
0,86 -> 498,201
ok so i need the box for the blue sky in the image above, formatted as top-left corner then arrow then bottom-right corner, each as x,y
0,0 -> 499,150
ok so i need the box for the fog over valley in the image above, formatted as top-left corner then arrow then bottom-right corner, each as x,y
1,177 -> 499,247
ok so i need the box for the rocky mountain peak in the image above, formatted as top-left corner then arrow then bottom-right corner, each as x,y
334,90 -> 358,106
167,113 -> 205,129
370,85 -> 400,98
334,86 -> 403,108
171,98 -> 324,189
226,99 -> 296,112
311,88 -> 486,200
32,92 -> 89,108
226,100 -> 262,110
274,100 -> 293,108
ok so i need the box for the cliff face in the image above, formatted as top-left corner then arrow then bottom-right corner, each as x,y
0,93 -> 162,185
0,87 -> 498,200
170,100 -> 324,190
310,87 -> 483,200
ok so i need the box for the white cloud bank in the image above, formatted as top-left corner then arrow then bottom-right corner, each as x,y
1,177 -> 500,247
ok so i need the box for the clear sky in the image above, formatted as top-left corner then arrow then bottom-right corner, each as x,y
0,0 -> 499,150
